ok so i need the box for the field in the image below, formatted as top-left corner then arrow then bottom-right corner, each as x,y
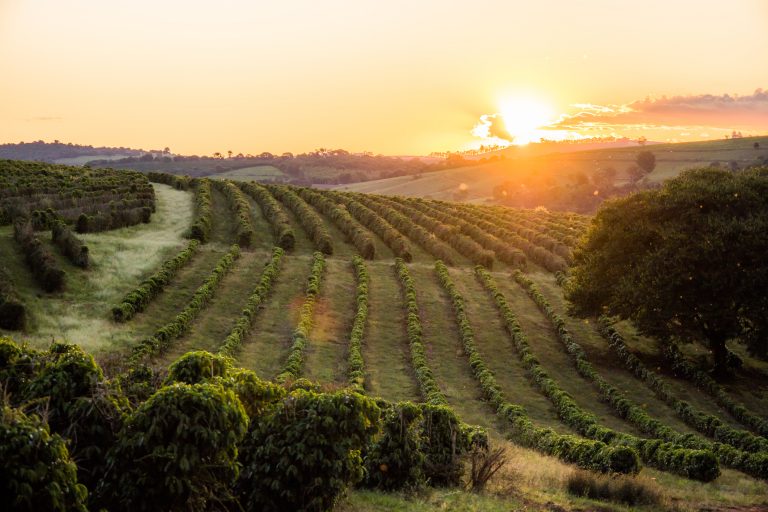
336,136 -> 768,203
211,165 -> 286,181
2,166 -> 768,511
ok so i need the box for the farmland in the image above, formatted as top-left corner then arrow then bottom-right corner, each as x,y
2,160 -> 768,511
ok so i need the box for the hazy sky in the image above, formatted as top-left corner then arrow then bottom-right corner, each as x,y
1,0 -> 766,155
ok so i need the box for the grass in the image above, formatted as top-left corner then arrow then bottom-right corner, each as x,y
0,184 -> 193,354
157,249 -> 273,365
303,257 -> 357,385
362,260 -> 421,402
235,254 -> 312,379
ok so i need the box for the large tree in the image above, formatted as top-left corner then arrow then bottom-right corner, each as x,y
565,167 -> 768,377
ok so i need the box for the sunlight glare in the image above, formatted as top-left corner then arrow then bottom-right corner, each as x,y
499,97 -> 556,145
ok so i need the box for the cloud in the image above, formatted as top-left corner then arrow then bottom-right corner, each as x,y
551,89 -> 768,131
471,113 -> 511,141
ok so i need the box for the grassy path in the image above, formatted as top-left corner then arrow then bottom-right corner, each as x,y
157,249 -> 272,364
448,268 -> 574,434
208,185 -> 238,247
236,254 -> 311,378
492,273 -> 645,436
408,264 -> 504,430
0,184 -> 194,353
526,272 -> 742,433
303,257 -> 357,385
363,261 -> 420,402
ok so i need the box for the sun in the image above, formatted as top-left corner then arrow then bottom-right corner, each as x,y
499,97 -> 556,145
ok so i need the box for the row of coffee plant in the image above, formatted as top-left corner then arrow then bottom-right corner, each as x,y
214,180 -> 257,248
51,221 -> 89,268
0,337 -> 490,511
394,258 -> 447,406
111,240 -> 200,322
381,197 -> 494,267
0,268 -> 26,330
219,247 -> 285,356
434,261 -> 639,474
276,252 -> 326,382
296,187 -> 376,259
146,171 -> 192,190
325,191 -> 413,261
598,318 -> 768,454
13,220 -> 66,292
402,197 -> 526,267
187,179 -> 213,242
662,342 -> 768,438
266,185 -> 333,254
476,268 -> 720,481
452,203 -> 569,272
353,194 -> 459,262
512,272 -> 768,480
129,245 -> 241,363
347,256 -> 369,392
238,181 -> 295,249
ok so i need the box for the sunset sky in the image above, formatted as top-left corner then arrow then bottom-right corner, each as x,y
1,0 -> 766,155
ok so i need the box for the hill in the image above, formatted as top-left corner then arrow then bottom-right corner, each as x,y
1,161 -> 768,511
335,136 -> 768,209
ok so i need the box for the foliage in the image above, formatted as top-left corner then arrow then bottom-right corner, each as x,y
236,388 -> 380,512
394,258 -> 447,406
566,469 -> 661,506
13,220 -> 66,292
0,268 -> 26,330
112,239 -> 200,322
214,179 -> 257,247
51,220 -> 89,268
98,382 -> 248,512
268,185 -> 334,254
164,350 -> 232,385
566,167 -> 768,376
239,181 -> 296,249
347,256 -> 369,392
0,406 -> 88,512
364,401 -> 425,490
187,178 -> 213,242
276,251 -> 326,383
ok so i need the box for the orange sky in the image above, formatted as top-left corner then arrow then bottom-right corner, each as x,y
1,0 -> 766,155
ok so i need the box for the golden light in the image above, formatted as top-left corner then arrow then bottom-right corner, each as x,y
499,97 -> 556,145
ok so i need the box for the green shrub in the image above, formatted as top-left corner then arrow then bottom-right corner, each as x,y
164,350 -> 232,385
237,389 -> 380,512
98,382 -> 248,511
364,401 -> 425,490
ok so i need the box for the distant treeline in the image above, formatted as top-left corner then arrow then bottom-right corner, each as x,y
0,141 -> 143,162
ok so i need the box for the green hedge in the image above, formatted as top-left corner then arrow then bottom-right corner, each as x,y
51,220 -> 89,268
434,261 -> 639,474
14,220 -> 66,292
276,252 -> 326,382
219,247 -> 285,356
477,267 -> 719,481
112,240 -> 200,322
347,256 -> 369,392
394,258 -> 447,406
129,245 -> 241,362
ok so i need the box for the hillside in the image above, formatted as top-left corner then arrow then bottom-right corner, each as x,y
335,136 -> 768,206
2,162 -> 768,511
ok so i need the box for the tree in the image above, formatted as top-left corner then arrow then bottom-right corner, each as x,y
754,142 -> 760,150
565,167 -> 768,378
636,151 -> 656,174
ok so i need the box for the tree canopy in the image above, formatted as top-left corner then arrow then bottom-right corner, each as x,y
565,167 -> 768,377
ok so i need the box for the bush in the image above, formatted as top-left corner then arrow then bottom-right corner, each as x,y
13,220 -> 65,292
0,406 -> 88,512
164,350 -> 232,385
97,382 -> 248,512
0,268 -> 26,330
566,469 -> 661,506
187,179 -> 213,242
236,388 -> 380,512
51,220 -> 89,268
364,401 -> 425,490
